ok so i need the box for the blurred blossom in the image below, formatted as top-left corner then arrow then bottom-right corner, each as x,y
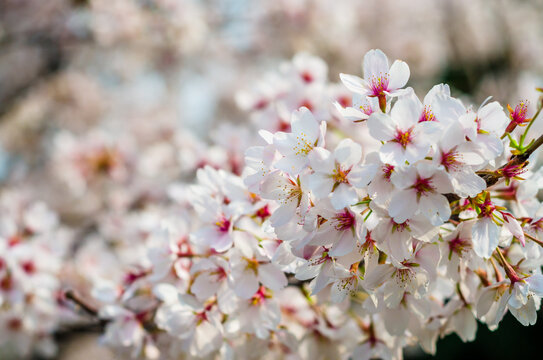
0,0 -> 543,359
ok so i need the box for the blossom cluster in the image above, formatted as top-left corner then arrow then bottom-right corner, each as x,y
1,43 -> 543,359
0,193 -> 74,358
240,49 -> 543,357
76,50 -> 543,359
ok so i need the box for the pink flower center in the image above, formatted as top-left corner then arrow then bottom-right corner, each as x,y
529,218 -> 543,233
337,95 -> 352,108
299,99 -> 314,112
441,148 -> 461,172
253,98 -> 269,111
309,247 -> 332,265
8,235 -> 21,247
419,105 -> 436,122
251,286 -> 270,306
392,220 -> 410,233
478,199 -> 495,218
123,269 -> 148,286
412,176 -> 434,197
499,163 -> 527,180
211,266 -> 227,281
394,128 -> 413,148
369,73 -> 390,97
448,236 -> 470,256
301,71 -> 314,83
255,205 -> 271,220
509,101 -> 530,125
21,260 -> 36,275
215,216 -> 231,233
359,103 -> 374,116
333,211 -> 355,231
382,164 -> 394,182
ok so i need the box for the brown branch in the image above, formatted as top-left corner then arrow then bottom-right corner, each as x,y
64,290 -> 101,319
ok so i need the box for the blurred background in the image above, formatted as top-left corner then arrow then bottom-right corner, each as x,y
1,0 -> 543,358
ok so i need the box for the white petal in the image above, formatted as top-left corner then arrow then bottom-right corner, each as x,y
348,163 -> 378,188
502,213 -> 525,246
334,101 -> 369,121
334,138 -> 362,168
390,95 -> 420,129
329,231 -> 356,257
389,190 -> 418,223
509,297 -> 537,326
379,142 -> 406,166
191,273 -> 220,300
308,147 -> 334,173
390,165 -> 418,189
308,173 -> 335,199
388,60 -> 410,91
291,107 -> 320,142
363,49 -> 389,80
330,184 -> 359,210
153,283 -> 178,304
258,263 -> 288,291
419,193 -> 451,225
269,199 -> 298,228
339,73 -> 368,95
382,307 -> 409,336
367,112 -> 397,141
476,286 -> 496,319
451,307 -> 476,342
527,274 -> 543,296
451,169 -> 486,198
478,102 -> 508,134
233,271 -> 259,299
211,233 -> 233,252
472,218 -> 499,259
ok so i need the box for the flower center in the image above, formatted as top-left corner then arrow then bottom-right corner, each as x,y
338,95 -> 352,108
369,73 -> 390,96
394,128 -> 413,148
448,235 -> 470,257
411,176 -> 434,197
251,286 -> 271,306
392,220 -> 410,233
332,165 -> 350,184
255,205 -> 271,220
333,211 -> 355,231
478,199 -> 495,218
382,164 -> 394,182
215,216 -> 231,232
395,267 -> 415,284
21,260 -> 36,275
7,318 -> 22,331
244,257 -> 260,274
359,103 -> 374,116
510,101 -> 530,125
441,148 -> 461,172
294,132 -> 314,156
419,105 -> 436,122
301,71 -> 314,83
1,274 -> 13,291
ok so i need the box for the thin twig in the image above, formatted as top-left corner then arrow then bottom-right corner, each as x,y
64,290 -> 100,318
